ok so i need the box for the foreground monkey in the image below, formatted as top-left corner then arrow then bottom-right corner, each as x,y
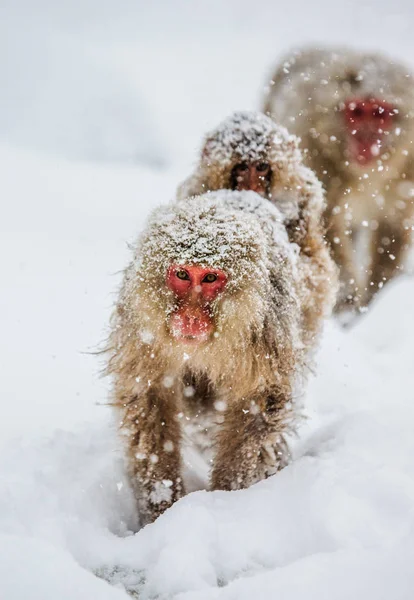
106,190 -> 336,524
264,47 -> 414,315
179,111 -> 337,343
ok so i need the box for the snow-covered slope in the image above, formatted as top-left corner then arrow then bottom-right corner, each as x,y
2,0 -> 414,598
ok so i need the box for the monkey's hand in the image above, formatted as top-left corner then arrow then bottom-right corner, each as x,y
259,433 -> 290,477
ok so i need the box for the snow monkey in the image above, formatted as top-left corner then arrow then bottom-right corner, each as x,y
263,47 -> 414,316
178,111 -> 337,344
106,190 -> 335,524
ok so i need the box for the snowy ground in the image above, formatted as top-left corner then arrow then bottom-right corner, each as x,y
2,1 -> 414,598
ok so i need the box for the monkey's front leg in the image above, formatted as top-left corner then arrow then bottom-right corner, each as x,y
364,219 -> 412,307
210,390 -> 292,491
124,388 -> 184,525
325,208 -> 362,317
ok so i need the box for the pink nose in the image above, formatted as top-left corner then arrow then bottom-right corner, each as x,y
170,305 -> 213,342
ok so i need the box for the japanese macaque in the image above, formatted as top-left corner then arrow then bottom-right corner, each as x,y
178,111 -> 337,344
263,47 -> 414,316
106,190 -> 336,524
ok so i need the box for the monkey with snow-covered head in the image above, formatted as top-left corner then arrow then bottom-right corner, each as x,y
264,46 -> 414,317
106,190 -> 334,524
178,111 -> 337,343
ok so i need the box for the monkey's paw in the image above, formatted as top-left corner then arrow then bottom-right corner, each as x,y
334,284 -> 363,326
259,434 -> 290,478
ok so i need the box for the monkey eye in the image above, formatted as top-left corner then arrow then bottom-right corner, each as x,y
256,161 -> 270,173
202,273 -> 218,283
236,162 -> 249,172
176,270 -> 190,280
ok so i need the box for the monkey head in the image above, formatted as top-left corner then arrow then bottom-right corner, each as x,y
198,111 -> 303,198
120,190 -> 296,367
270,48 -> 414,175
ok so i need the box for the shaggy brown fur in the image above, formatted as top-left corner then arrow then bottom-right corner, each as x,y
178,111 -> 337,344
106,191 -> 335,524
264,46 -> 414,316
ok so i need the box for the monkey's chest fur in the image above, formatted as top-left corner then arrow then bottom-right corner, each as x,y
329,167 -> 412,224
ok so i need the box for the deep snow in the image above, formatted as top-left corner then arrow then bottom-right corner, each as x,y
2,0 -> 414,598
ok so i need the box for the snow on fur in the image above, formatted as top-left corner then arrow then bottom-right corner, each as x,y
202,111 -> 302,169
178,110 -> 326,231
133,190 -> 296,293
111,189 -> 305,399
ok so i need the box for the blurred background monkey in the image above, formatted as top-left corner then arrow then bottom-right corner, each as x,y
264,47 -> 414,318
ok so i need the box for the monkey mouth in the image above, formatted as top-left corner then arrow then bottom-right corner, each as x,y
169,306 -> 213,344
347,133 -> 384,166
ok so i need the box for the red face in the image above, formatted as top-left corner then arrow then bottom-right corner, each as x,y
166,264 -> 227,343
231,161 -> 271,196
343,97 -> 397,166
